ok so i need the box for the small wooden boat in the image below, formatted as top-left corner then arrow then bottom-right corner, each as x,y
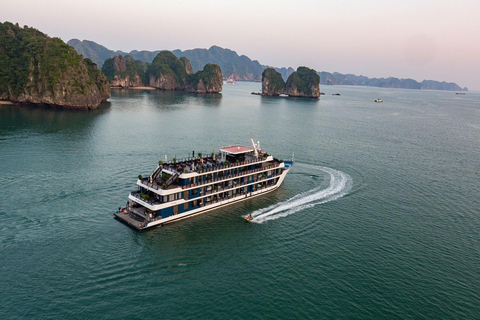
374,99 -> 383,102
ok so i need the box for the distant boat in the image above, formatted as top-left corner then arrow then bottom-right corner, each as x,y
332,93 -> 341,96
374,99 -> 383,103
223,77 -> 237,85
456,92 -> 466,95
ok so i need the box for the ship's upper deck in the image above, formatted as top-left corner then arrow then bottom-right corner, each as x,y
137,148 -> 282,193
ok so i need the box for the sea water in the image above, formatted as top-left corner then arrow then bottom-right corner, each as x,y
1,84 -> 479,319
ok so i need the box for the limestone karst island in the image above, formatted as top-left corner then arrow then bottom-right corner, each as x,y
261,67 -> 320,98
0,22 -> 110,109
102,52 -> 223,93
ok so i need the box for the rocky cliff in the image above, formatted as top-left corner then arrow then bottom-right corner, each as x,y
146,51 -> 188,90
179,57 -> 193,75
262,68 -> 286,96
185,64 -> 223,93
0,22 -> 110,109
286,67 -> 320,98
102,55 -> 147,87
146,52 -> 222,93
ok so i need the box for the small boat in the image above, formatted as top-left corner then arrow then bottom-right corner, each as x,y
245,214 -> 254,222
223,76 -> 237,85
456,92 -> 466,95
374,99 -> 383,102
332,93 -> 341,96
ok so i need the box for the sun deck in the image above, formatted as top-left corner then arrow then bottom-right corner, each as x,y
139,150 -> 278,192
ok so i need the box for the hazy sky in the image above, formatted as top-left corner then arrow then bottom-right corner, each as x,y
2,0 -> 479,90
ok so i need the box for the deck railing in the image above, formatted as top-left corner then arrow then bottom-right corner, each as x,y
141,161 -> 280,191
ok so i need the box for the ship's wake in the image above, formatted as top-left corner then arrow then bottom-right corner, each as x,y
248,164 -> 352,223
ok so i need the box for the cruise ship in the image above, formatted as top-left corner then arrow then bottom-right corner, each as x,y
114,138 -> 293,230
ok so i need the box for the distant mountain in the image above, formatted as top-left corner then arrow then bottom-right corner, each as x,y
173,46 -> 265,81
127,50 -> 162,64
319,72 -> 468,91
68,39 -> 468,91
67,39 -> 127,68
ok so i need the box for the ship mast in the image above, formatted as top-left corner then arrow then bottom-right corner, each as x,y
250,134 -> 259,157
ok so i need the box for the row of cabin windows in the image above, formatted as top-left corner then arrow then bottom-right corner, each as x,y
166,178 -> 281,212
163,170 -> 281,203
188,165 -> 266,185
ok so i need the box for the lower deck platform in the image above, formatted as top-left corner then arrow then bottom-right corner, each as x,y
114,211 -> 146,230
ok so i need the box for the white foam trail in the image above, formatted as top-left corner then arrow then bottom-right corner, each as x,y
248,165 -> 352,223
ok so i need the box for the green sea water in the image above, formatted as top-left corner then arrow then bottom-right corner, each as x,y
1,84 -> 479,319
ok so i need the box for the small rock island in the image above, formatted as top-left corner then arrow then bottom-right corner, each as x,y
0,22 -> 110,109
103,51 -> 223,93
261,67 -> 320,98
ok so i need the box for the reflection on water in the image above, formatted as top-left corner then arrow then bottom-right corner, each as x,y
0,103 -> 110,136
260,95 -> 320,106
112,88 -> 222,108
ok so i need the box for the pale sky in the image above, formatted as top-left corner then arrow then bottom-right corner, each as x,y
2,0 -> 479,90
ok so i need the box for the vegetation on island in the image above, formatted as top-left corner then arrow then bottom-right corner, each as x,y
262,68 -> 286,96
262,66 -> 319,98
101,55 -> 148,87
97,49 -> 222,93
286,67 -> 320,97
0,22 -> 109,108
187,64 -> 222,90
146,51 -> 189,88
142,52 -> 222,93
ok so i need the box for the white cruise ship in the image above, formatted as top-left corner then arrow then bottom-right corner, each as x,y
115,138 -> 293,230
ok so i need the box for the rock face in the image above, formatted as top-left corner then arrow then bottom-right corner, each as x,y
261,66 -> 319,98
179,57 -> 193,75
0,22 -> 110,109
185,64 -> 223,93
146,51 -> 188,90
101,55 -> 146,87
262,68 -> 286,96
146,51 -> 222,93
286,67 -> 320,98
